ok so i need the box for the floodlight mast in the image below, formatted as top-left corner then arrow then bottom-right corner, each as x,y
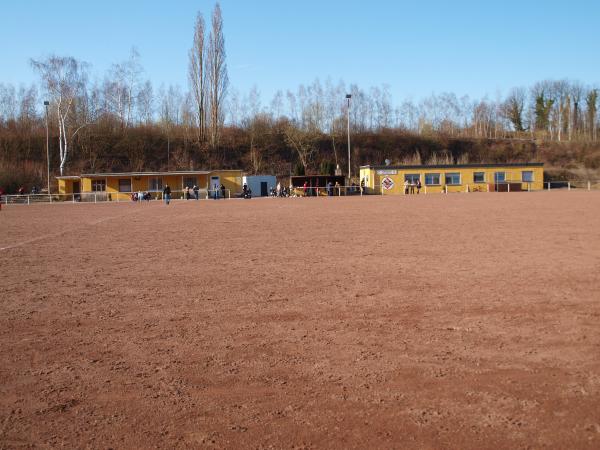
346,94 -> 352,185
44,101 -> 50,195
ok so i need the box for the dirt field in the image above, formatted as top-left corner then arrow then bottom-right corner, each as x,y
1,191 -> 600,449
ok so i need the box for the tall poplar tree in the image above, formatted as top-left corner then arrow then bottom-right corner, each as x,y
207,2 -> 229,149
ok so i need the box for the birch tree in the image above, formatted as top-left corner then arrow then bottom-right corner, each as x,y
31,56 -> 88,175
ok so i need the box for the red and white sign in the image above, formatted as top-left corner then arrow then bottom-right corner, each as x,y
382,176 -> 395,190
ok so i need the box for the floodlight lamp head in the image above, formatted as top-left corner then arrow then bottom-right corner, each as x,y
44,101 -> 50,106
345,94 -> 352,99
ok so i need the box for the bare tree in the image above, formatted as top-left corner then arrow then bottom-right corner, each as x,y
0,83 -> 17,123
283,122 -> 320,172
189,12 -> 207,144
206,2 -> 228,148
569,81 -> 584,140
31,56 -> 89,175
137,80 -> 154,124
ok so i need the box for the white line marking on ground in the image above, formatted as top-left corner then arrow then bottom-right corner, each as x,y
0,208 -> 144,252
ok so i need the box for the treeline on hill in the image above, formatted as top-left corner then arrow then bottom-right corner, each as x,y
2,117 -> 600,193
0,2 -> 599,192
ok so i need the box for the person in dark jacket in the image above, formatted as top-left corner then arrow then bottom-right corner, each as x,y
163,184 -> 171,205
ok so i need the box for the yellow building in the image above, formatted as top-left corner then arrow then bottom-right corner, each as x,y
359,163 -> 544,194
57,170 -> 244,200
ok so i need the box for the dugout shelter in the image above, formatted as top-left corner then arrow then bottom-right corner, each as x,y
290,175 -> 349,196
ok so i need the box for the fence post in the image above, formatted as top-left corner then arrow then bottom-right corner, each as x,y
568,182 -> 571,191
528,183 -> 531,192
547,182 -> 551,190
444,185 -> 448,194
588,181 -> 591,191
508,183 -> 510,193
94,193 -> 97,203
27,195 -> 30,205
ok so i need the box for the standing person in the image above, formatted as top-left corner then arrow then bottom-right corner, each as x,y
303,181 -> 308,197
360,178 -> 366,195
335,181 -> 341,196
163,184 -> 171,205
220,183 -> 226,199
276,181 -> 281,197
416,178 -> 422,194
327,181 -> 333,197
404,179 -> 409,195
193,185 -> 199,200
410,180 -> 415,194
213,183 -> 219,200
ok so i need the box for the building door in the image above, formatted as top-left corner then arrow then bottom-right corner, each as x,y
210,176 -> 220,197
72,181 -> 81,201
260,182 -> 268,196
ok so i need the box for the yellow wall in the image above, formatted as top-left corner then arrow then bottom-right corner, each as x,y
360,165 -> 544,194
209,171 -> 243,196
58,179 -> 70,194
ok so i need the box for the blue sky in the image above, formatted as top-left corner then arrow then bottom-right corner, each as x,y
1,0 -> 598,104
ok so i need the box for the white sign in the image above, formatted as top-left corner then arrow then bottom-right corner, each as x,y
377,169 -> 397,175
382,177 -> 395,190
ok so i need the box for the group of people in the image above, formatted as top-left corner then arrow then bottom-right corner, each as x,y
404,178 -> 422,194
159,183 -> 229,205
270,182 -> 292,197
299,181 -> 362,197
183,185 -> 201,200
131,191 -> 153,202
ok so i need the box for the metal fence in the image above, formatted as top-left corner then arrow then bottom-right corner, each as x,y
2,181 -> 600,205
1,189 -> 232,205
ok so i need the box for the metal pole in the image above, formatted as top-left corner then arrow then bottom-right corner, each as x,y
346,94 -> 351,184
44,101 -> 50,195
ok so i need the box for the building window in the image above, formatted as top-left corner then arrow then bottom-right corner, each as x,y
404,174 -> 421,184
148,177 -> 163,191
183,177 -> 197,188
118,179 -> 131,193
91,179 -> 106,192
425,173 -> 440,185
473,172 -> 485,183
522,171 -> 534,182
445,172 -> 461,185
494,172 -> 506,183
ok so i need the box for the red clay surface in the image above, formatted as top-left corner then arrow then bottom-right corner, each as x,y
1,191 -> 600,449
